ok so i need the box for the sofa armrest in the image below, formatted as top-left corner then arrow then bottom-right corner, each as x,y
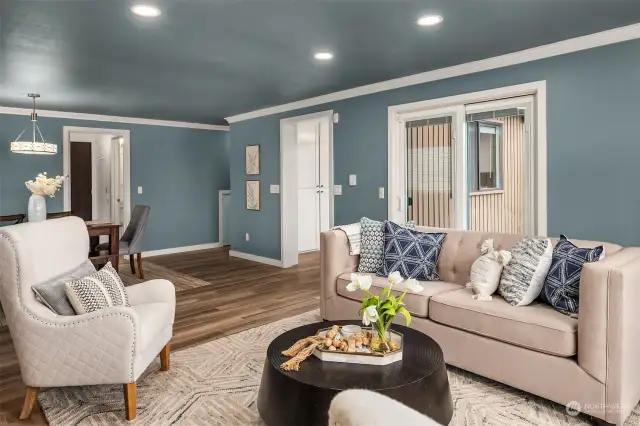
579,247 -> 640,424
320,230 -> 358,319
328,389 -> 441,426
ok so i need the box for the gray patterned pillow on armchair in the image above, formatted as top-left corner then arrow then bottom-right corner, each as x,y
65,262 -> 130,314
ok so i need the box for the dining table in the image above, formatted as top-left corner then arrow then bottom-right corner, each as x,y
85,220 -> 120,269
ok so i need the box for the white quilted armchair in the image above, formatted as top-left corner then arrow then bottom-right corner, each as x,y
0,217 -> 175,421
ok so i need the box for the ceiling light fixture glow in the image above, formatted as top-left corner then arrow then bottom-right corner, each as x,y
417,15 -> 443,26
314,51 -> 334,60
130,4 -> 161,18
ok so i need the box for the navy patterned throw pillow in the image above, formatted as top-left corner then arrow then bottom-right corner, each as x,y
358,217 -> 415,273
540,235 -> 604,315
376,221 -> 446,281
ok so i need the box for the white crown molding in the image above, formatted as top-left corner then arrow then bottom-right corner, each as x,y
229,250 -> 283,267
142,242 -> 223,257
0,106 -> 229,131
226,23 -> 640,123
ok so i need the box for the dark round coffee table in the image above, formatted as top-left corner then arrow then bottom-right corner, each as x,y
257,320 -> 453,426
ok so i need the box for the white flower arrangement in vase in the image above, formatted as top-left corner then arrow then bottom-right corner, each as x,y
346,271 -> 423,353
25,173 -> 64,222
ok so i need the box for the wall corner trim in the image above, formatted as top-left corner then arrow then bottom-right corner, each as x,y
0,106 -> 230,131
143,242 -> 223,257
225,22 -> 640,123
229,250 -> 283,267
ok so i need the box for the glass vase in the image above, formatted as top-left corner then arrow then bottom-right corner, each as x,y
369,329 -> 392,353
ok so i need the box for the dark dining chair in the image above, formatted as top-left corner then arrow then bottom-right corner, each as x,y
46,211 -> 73,219
0,214 -> 26,225
96,205 -> 150,279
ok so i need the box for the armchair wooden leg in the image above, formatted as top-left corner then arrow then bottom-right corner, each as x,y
136,253 -> 144,279
129,255 -> 136,275
160,341 -> 171,371
19,386 -> 39,420
123,383 -> 136,421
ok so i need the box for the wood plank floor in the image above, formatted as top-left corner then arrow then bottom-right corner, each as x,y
0,247 -> 320,425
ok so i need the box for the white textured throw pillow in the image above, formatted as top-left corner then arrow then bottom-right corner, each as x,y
65,262 -> 130,314
498,237 -> 553,306
466,239 -> 512,301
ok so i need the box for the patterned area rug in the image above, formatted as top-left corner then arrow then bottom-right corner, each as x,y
37,309 -> 640,426
118,260 -> 210,291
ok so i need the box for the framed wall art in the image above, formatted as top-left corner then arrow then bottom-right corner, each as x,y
246,180 -> 260,210
246,145 -> 260,175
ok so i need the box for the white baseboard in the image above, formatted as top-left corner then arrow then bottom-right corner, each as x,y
228,250 -> 283,267
137,242 -> 223,258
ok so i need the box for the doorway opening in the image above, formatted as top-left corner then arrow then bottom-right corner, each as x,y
388,82 -> 547,236
63,126 -> 131,232
280,110 -> 334,267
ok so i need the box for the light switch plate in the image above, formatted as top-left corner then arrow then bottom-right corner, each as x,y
270,184 -> 280,194
334,185 -> 342,195
349,175 -> 357,186
137,186 -> 143,194
379,187 -> 385,199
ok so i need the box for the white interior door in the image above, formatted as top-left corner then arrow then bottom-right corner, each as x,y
221,192 -> 231,245
110,137 -> 122,225
297,121 -> 321,252
318,118 -> 331,234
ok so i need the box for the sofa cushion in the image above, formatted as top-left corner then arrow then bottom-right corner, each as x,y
540,235 -> 604,315
415,226 -> 623,286
65,262 -> 130,314
498,237 -> 553,306
358,217 -> 415,273
376,221 -> 446,281
32,260 -> 97,315
337,272 -> 460,318
429,288 -> 577,356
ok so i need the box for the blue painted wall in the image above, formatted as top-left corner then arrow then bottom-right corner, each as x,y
229,39 -> 640,260
0,114 -> 229,251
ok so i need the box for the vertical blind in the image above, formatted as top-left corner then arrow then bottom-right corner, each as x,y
405,119 -> 452,228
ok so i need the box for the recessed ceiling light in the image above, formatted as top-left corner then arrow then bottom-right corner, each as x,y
417,15 -> 443,26
130,4 -> 161,18
314,51 -> 334,61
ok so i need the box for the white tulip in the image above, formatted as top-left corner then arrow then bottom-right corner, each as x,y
388,271 -> 404,286
346,273 -> 372,292
358,274 -> 372,291
362,305 -> 379,326
405,278 -> 424,293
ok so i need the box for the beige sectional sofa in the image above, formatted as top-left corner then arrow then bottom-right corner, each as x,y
320,226 -> 640,425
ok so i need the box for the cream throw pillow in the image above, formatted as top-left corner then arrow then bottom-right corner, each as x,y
467,239 -> 512,301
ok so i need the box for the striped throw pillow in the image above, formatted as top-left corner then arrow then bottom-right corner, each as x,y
498,237 -> 553,306
65,262 -> 130,314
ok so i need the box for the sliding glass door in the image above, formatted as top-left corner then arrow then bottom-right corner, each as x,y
389,105 -> 466,229
405,116 -> 453,227
390,93 -> 539,235
466,96 -> 534,235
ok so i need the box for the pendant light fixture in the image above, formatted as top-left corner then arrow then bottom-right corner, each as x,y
10,94 -> 57,155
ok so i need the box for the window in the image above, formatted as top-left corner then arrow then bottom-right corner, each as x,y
466,121 -> 502,191
477,123 -> 501,190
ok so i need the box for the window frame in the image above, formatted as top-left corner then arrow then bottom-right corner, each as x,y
475,120 -> 503,192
